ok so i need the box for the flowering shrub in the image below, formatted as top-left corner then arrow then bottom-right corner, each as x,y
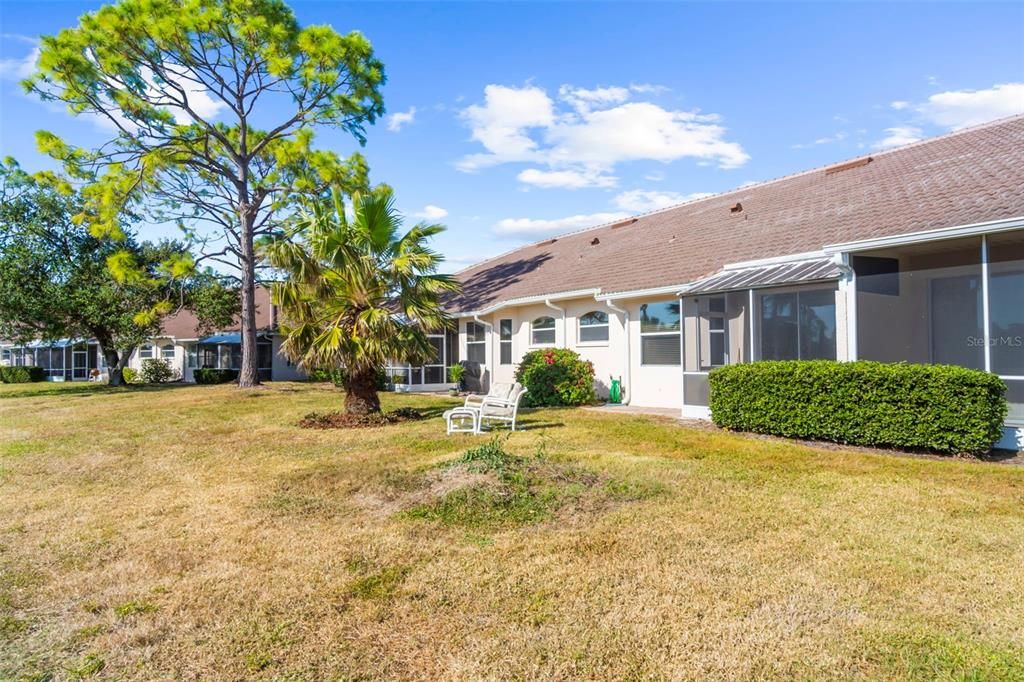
515,348 -> 596,407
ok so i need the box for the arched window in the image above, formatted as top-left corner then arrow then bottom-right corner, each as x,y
578,310 -> 609,343
160,344 -> 175,360
531,316 -> 555,345
139,344 -> 154,359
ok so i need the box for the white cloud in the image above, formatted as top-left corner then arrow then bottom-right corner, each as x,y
156,64 -> 227,121
0,46 -> 38,81
644,170 -> 665,182
458,84 -> 555,171
890,100 -> 910,110
494,211 -> 628,237
629,83 -> 669,95
558,84 -> 631,113
457,83 -> 748,178
517,167 -> 617,189
414,205 -> 448,220
612,189 -> 713,213
873,126 -> 923,150
387,106 -> 417,132
792,131 -> 848,149
917,83 -> 1024,130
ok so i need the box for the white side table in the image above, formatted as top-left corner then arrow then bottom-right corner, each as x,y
444,407 -> 480,434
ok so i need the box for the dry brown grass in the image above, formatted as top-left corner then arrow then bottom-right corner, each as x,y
1,381 -> 1023,680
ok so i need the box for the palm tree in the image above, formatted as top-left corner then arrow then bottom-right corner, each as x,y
265,188 -> 459,414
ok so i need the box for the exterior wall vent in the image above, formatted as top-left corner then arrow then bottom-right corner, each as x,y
730,202 -> 743,214
825,156 -> 873,175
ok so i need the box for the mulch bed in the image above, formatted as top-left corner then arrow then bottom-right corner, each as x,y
299,407 -> 424,429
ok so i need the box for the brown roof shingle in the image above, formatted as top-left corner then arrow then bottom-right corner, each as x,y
159,286 -> 274,339
448,115 -> 1024,312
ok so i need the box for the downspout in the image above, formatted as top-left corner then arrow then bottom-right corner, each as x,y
603,297 -> 631,405
544,299 -> 566,347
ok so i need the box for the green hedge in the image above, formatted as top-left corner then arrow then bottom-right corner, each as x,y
0,366 -> 46,383
708,360 -> 1007,456
193,368 -> 239,385
515,348 -> 596,407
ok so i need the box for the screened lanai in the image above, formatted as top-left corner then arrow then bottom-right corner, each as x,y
0,339 -> 103,381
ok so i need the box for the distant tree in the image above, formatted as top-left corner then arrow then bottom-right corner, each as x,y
266,188 -> 458,414
0,161 -> 235,386
25,0 -> 386,387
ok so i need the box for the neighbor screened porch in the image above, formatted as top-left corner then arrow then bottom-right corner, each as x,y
384,330 -> 459,389
1,339 -> 103,381
190,333 -> 274,381
677,258 -> 842,415
852,231 -> 1024,423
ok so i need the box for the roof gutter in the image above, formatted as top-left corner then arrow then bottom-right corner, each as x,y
824,215 -> 1024,254
601,295 -> 631,405
456,288 -> 600,319
544,299 -> 566,348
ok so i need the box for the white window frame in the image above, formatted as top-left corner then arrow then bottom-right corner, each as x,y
139,344 -> 154,360
498,319 -> 513,365
531,316 -> 556,347
703,297 -> 728,369
466,321 -> 486,364
578,310 -> 610,345
160,343 -> 175,360
639,300 -> 681,366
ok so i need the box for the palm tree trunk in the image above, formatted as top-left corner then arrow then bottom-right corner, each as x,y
345,368 -> 381,414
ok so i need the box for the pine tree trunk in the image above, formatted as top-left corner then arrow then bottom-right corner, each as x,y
238,209 -> 260,388
345,368 -> 381,415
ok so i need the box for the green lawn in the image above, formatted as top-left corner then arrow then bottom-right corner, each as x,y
1,381 -> 1023,680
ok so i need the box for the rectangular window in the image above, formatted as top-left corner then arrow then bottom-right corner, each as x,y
499,319 -> 513,365
759,288 -> 836,361
140,345 -> 154,360
640,300 -> 681,366
466,321 -> 486,364
186,344 -> 198,369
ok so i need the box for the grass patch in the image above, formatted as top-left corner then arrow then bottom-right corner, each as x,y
1,381 -> 1023,679
405,436 -> 660,529
66,652 -> 105,679
345,565 -> 411,601
113,600 -> 157,618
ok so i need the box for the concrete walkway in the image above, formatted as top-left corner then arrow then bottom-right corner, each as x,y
583,404 -> 681,418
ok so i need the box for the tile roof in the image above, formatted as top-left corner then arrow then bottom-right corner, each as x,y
159,285 -> 274,339
447,115 -> 1024,312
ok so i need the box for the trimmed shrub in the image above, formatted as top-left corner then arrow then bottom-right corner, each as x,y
709,360 -> 1007,456
515,348 -> 596,407
0,366 -> 45,383
194,368 -> 239,385
140,358 -> 174,383
307,366 -> 388,390
122,367 -> 139,384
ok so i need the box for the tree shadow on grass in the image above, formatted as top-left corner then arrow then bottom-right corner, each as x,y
0,382 -> 196,400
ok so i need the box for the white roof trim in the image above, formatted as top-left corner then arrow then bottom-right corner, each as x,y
824,216 -> 1024,253
456,288 -> 601,317
721,250 -> 828,271
596,284 -> 690,301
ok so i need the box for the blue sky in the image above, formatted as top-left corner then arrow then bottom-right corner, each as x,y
2,1 -> 1023,271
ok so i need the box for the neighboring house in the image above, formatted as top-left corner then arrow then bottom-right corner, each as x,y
0,286 -> 307,383
443,115 -> 1024,450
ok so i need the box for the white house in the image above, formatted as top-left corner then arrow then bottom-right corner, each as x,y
443,116 -> 1024,450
